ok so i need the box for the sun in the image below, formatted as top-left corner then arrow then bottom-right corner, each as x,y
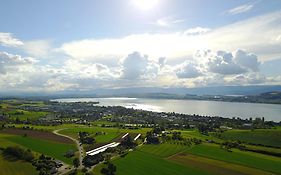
132,0 -> 159,10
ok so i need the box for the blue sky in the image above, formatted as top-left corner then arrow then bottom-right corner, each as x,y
0,0 -> 281,92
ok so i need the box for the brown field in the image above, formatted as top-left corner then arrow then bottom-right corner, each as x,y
168,153 -> 275,175
0,128 -> 73,144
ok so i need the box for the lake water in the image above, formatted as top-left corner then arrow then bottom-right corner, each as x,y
53,97 -> 281,121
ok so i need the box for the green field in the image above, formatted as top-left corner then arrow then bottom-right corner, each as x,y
93,142 -> 281,175
59,126 -> 150,143
94,150 -> 209,175
0,153 -> 37,175
220,129 -> 281,147
0,134 -> 76,164
185,143 -> 281,174
169,152 -> 275,175
139,143 -> 188,158
8,110 -> 49,121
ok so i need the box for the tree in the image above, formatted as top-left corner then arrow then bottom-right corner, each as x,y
197,124 -> 210,135
120,135 -> 136,148
101,162 -> 116,175
73,158 -> 80,168
146,131 -> 160,144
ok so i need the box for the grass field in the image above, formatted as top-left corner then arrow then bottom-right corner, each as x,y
59,126 -> 150,143
8,110 -> 49,121
94,150 -> 209,175
0,153 -> 37,175
93,142 -> 281,175
185,143 -> 281,174
220,129 -> 281,147
139,143 -> 188,158
169,153 -> 275,175
0,100 -> 48,121
0,133 -> 76,164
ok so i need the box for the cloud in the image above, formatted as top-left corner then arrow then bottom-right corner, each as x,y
158,57 -> 166,68
175,60 -> 202,78
121,52 -> 158,80
184,27 -> 211,35
225,73 -> 267,85
22,40 -> 52,57
0,52 -> 36,74
234,50 -> 260,71
0,33 -> 23,47
195,50 -> 260,75
225,3 -> 254,15
0,48 -> 277,92
156,17 -> 185,27
58,11 -> 281,63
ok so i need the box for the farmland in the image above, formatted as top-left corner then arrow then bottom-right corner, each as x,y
94,150 -> 209,175
185,143 -> 281,174
168,152 -> 275,175
58,126 -> 151,143
92,142 -> 281,175
139,143 -> 188,158
0,153 -> 37,175
0,99 -> 281,175
0,129 -> 77,165
220,129 -> 281,147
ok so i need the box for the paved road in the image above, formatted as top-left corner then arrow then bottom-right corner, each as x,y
53,129 -> 84,174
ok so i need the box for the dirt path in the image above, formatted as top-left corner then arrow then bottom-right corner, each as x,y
53,129 -> 84,173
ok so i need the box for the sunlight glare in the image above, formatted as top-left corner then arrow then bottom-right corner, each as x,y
132,0 -> 159,10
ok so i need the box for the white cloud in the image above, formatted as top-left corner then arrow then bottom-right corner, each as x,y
156,17 -> 185,27
0,52 -> 36,74
184,27 -> 211,35
0,48 -> 277,92
225,3 -> 254,15
195,50 -> 260,75
0,33 -> 23,47
175,60 -> 202,78
121,52 -> 159,80
234,50 -> 260,71
158,57 -> 166,68
58,11 -> 281,63
22,40 -> 52,57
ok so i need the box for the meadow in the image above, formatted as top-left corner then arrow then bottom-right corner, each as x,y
168,152 -> 275,175
94,150 -> 209,175
139,143 -> 188,158
8,110 -> 49,121
220,129 -> 281,147
59,126 -> 151,143
0,133 -> 76,164
93,141 -> 281,175
0,153 -> 37,175
185,143 -> 281,174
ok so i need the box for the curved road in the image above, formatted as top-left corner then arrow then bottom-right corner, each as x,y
53,129 -> 84,173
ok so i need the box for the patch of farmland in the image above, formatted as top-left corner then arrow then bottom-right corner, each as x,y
59,126 -> 150,141
139,143 -> 188,158
185,143 -> 281,174
169,152 -> 275,175
0,153 -> 37,175
1,128 -> 73,144
220,129 -> 281,148
94,150 -> 209,175
3,134 -> 76,164
8,110 -> 49,121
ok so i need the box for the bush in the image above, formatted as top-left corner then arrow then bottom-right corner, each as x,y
3,146 -> 34,162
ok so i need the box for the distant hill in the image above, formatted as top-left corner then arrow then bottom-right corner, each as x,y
1,85 -> 281,98
92,85 -> 281,96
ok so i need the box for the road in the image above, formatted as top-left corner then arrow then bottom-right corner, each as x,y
53,129 -> 84,174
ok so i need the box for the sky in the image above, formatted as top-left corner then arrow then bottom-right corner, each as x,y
0,0 -> 281,92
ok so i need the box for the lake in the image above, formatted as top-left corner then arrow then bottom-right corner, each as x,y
53,97 -> 281,121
